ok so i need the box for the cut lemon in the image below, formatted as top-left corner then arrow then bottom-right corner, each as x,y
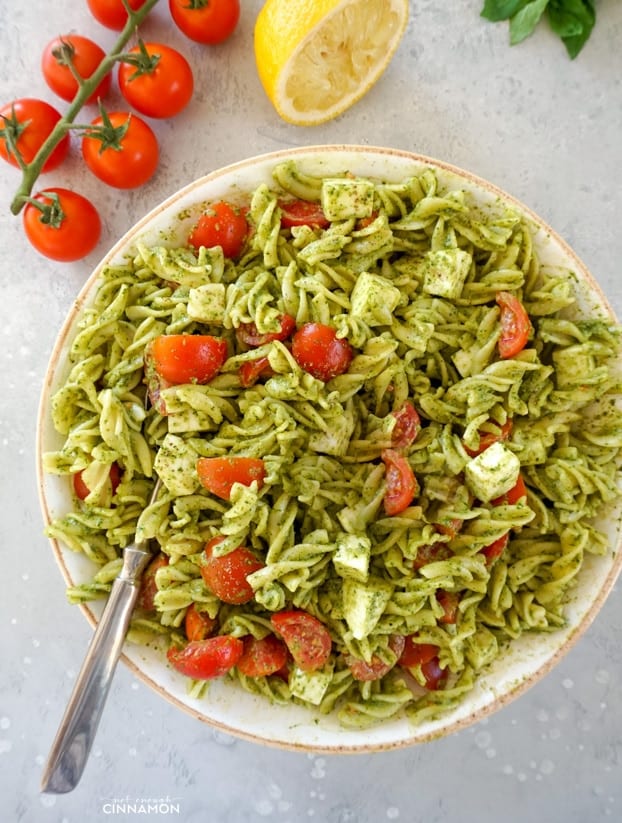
254,0 -> 409,126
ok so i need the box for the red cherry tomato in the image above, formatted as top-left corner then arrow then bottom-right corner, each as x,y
413,543 -> 452,571
270,610 -> 332,672
492,473 -> 527,506
82,111 -> 159,189
148,334 -> 228,384
118,42 -> 194,119
0,99 -> 69,171
197,456 -> 266,500
390,402 -> 421,449
42,35 -> 111,104
436,590 -> 460,624
137,553 -> 169,611
347,635 -> 406,682
291,322 -> 353,382
200,538 -> 264,604
496,292 -> 531,359
420,657 -> 448,690
169,0 -> 240,44
239,356 -> 274,387
167,635 -> 243,679
480,533 -> 510,564
398,638 -> 440,668
73,462 -> 121,500
236,314 -> 296,348
463,420 -> 512,457
279,199 -> 329,229
188,201 -> 248,258
381,448 -> 418,515
23,188 -> 101,262
236,634 -> 289,677
87,0 -> 148,30
184,603 -> 217,641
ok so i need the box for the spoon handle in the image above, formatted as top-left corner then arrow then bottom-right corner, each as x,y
40,546 -> 151,794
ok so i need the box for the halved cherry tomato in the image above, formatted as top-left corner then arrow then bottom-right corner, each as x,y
278,199 -> 330,229
496,292 -> 531,359
188,201 -> 248,258
0,99 -> 69,171
436,590 -> 460,624
82,111 -> 159,189
236,314 -> 296,348
390,402 -> 421,449
420,656 -> 448,690
200,537 -> 264,604
147,334 -> 227,385
87,0 -> 148,30
42,35 -> 111,104
167,635 -> 243,679
118,42 -> 194,119
184,603 -> 217,641
291,322 -> 353,382
137,553 -> 168,611
492,473 -> 527,506
270,610 -> 332,672
413,543 -> 452,571
480,532 -> 509,564
197,456 -> 266,500
23,188 -> 101,262
236,634 -> 289,677
347,635 -> 406,682
73,461 -> 121,500
398,637 -> 439,668
381,448 -> 418,515
463,420 -> 512,457
169,0 -> 240,44
239,356 -> 274,387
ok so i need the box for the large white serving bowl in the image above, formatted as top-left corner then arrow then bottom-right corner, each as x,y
37,145 -> 622,753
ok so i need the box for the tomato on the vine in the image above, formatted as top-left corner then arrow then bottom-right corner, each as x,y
169,0 -> 240,45
0,99 -> 69,171
188,201 -> 249,258
118,42 -> 194,119
42,35 -> 111,104
81,111 -> 159,188
23,188 -> 101,261
87,0 -> 149,30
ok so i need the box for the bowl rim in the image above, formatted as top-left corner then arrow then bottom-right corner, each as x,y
36,143 -> 622,753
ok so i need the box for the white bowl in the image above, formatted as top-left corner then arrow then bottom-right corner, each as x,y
37,145 -> 622,752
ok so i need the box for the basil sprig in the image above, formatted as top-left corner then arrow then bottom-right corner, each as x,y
481,0 -> 596,58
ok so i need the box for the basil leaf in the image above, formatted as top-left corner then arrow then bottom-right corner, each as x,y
481,0 -> 528,21
547,0 -> 596,58
509,0 -> 550,44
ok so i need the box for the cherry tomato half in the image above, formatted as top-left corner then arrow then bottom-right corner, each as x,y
167,635 -> 243,679
137,553 -> 169,611
87,0 -> 148,30
188,201 -> 249,258
413,543 -> 452,571
480,533 -> 509,564
118,42 -> 194,119
42,35 -> 111,104
169,0 -> 240,45
82,111 -> 159,189
347,635 -> 405,682
436,590 -> 460,624
239,356 -> 274,387
496,291 -> 531,359
23,188 -> 101,262
200,537 -> 264,604
389,402 -> 421,449
148,334 -> 228,384
0,98 -> 69,171
291,322 -> 353,382
270,610 -> 332,673
236,314 -> 296,348
184,603 -> 217,641
73,462 -> 121,500
236,634 -> 289,677
381,448 -> 418,516
492,473 -> 527,506
279,199 -> 329,229
398,637 -> 439,668
196,456 -> 266,500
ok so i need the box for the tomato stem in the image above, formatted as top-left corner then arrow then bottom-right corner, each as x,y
9,0 -> 160,216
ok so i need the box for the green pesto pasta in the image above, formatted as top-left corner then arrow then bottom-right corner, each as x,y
44,159 -> 622,729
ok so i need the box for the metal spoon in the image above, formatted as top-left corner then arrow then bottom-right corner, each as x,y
41,478 -> 162,794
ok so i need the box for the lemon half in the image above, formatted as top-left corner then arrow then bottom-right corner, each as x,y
254,0 -> 410,126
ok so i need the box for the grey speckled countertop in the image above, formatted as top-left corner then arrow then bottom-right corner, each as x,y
1,1 -> 621,821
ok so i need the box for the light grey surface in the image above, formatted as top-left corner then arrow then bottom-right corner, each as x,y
1,0 -> 621,820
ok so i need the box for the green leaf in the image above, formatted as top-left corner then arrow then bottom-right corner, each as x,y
509,0 -> 550,44
547,0 -> 596,58
481,0 -> 528,21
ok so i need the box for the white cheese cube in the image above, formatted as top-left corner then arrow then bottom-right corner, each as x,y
333,534 -> 371,583
153,434 -> 199,496
350,272 -> 401,326
288,663 -> 334,705
187,283 -> 226,324
464,441 -> 520,503
320,178 -> 375,221
342,576 -> 394,640
422,248 -> 472,299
